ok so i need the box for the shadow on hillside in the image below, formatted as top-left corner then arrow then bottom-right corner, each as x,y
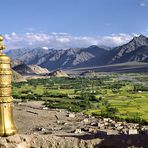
58,131 -> 148,148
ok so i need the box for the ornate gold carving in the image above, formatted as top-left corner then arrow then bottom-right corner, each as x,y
0,71 -> 12,75
0,87 -> 12,96
0,75 -> 11,85
0,97 -> 13,103
0,64 -> 11,69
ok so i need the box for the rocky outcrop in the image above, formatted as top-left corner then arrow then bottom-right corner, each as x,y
28,65 -> 49,75
11,60 -> 50,76
12,63 -> 35,75
49,70 -> 69,77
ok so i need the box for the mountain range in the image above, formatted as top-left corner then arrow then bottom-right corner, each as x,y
6,35 -> 148,71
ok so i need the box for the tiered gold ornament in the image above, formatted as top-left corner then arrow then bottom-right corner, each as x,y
0,35 -> 17,136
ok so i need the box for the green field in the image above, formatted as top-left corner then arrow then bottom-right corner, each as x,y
12,73 -> 148,124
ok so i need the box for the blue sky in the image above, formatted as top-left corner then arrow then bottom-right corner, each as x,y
1,0 -> 148,49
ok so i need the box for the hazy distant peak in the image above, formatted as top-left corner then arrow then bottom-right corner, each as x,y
87,45 -> 111,50
88,45 -> 99,48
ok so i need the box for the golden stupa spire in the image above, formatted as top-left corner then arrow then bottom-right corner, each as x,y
0,35 -> 17,136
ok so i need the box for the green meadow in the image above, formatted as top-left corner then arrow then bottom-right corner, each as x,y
12,73 -> 148,124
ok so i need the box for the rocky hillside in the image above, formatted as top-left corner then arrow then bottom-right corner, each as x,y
6,35 -> 148,71
12,70 -> 27,82
80,70 -> 97,77
12,63 -> 35,75
111,45 -> 148,63
29,65 -> 49,75
7,47 -> 50,64
6,48 -> 31,59
11,59 -> 23,68
49,70 -> 69,77
11,59 -> 49,75
108,35 -> 148,64
6,46 -> 108,70
13,64 -> 50,75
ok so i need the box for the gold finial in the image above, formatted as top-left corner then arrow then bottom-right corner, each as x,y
0,35 -> 6,51
0,34 -> 17,136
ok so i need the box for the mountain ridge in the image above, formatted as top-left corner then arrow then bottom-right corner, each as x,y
6,35 -> 148,71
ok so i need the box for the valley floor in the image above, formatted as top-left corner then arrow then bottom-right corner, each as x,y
4,101 -> 147,148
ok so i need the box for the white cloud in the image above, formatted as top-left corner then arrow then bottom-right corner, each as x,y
140,2 -> 146,6
42,47 -> 48,50
51,32 -> 70,36
139,0 -> 148,7
11,32 -> 16,36
3,32 -> 134,50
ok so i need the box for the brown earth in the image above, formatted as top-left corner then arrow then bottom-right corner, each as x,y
0,101 -> 147,148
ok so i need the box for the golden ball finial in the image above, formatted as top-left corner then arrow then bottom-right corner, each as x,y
0,35 -> 5,51
0,35 -> 3,41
